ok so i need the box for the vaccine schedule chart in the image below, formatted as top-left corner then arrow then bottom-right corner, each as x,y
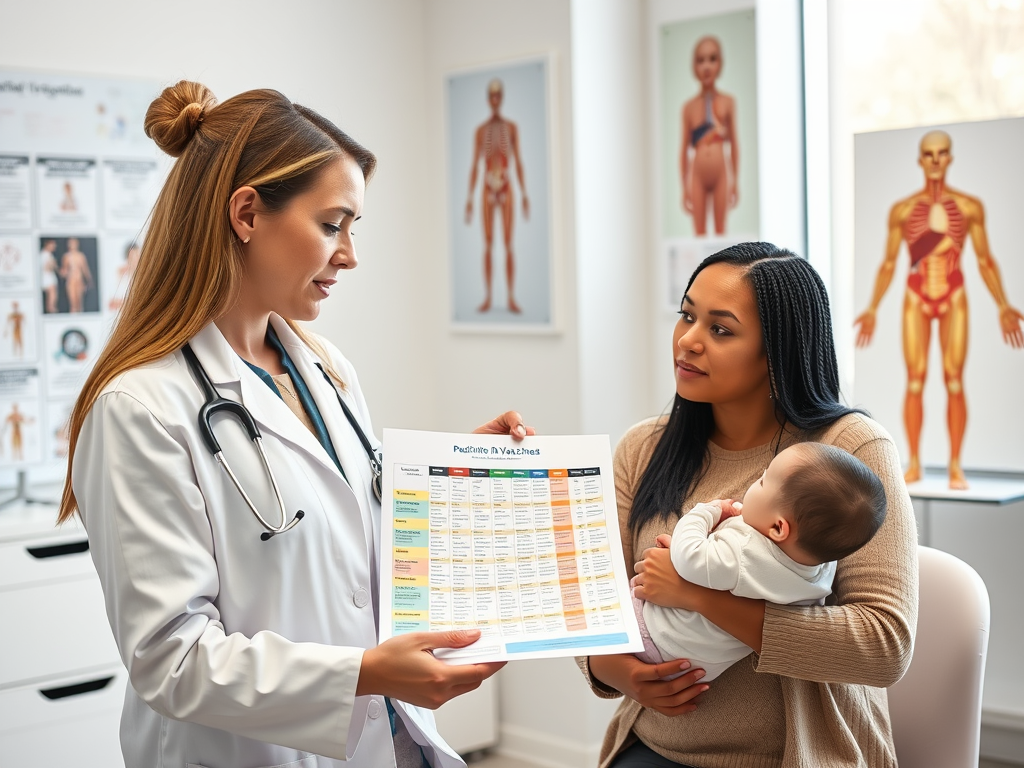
380,429 -> 643,664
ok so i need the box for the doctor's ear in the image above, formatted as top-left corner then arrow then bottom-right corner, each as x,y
228,186 -> 260,244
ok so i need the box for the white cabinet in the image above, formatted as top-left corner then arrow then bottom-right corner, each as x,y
0,496 -> 500,764
0,499 -> 125,767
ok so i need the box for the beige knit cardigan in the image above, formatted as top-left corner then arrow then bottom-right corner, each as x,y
577,413 -> 919,768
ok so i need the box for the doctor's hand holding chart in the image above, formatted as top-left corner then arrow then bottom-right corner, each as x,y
57,81 -> 534,768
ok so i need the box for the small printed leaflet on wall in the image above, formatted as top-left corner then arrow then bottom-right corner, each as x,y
446,57 -> 553,331
658,9 -> 760,309
853,118 -> 1024,487
0,69 -> 163,478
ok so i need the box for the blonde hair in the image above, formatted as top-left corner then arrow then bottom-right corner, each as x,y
58,81 -> 376,523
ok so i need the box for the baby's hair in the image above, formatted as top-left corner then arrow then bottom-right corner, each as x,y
778,443 -> 887,562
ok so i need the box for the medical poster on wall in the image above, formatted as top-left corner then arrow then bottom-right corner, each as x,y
658,10 -> 760,309
446,57 -> 554,331
0,69 -> 163,472
0,156 -> 33,229
853,118 -> 1024,482
0,235 -> 34,293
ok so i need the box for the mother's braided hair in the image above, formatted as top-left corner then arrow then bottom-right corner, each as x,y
629,242 -> 862,534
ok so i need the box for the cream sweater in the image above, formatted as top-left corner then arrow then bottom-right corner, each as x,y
578,413 -> 918,768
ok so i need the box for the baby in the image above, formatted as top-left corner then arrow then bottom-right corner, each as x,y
633,442 -> 887,681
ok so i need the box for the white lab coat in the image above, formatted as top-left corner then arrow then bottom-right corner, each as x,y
74,316 -> 463,768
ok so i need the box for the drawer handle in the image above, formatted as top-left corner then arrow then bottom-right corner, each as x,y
39,675 -> 114,700
26,540 -> 89,559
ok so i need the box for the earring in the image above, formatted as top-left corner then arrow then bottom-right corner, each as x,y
242,236 -> 250,244
768,389 -> 774,400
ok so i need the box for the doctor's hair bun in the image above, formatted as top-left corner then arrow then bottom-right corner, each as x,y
144,81 -> 218,158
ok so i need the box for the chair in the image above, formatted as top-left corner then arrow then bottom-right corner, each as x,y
887,546 -> 991,768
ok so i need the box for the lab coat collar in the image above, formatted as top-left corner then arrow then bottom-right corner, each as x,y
187,322 -> 243,386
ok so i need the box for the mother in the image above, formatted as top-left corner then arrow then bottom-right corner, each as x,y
580,242 -> 917,767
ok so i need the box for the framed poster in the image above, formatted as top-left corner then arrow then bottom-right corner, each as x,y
446,56 -> 553,331
657,9 -> 760,308
853,118 -> 1024,479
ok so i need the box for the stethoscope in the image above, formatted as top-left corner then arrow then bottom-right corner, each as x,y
181,344 -> 383,541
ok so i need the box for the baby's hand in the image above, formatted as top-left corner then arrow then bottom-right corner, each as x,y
655,533 -> 672,549
710,498 -> 742,530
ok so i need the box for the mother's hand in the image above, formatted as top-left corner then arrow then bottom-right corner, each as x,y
589,654 -> 708,717
632,539 -> 706,611
473,410 -> 535,440
636,538 -> 767,653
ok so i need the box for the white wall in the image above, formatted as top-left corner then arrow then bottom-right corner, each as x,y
572,0 -> 652,444
1,0 -> 436,437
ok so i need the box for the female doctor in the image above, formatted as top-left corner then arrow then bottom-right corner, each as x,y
57,81 -> 530,768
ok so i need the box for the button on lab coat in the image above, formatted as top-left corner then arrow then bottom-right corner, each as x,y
73,316 -> 463,768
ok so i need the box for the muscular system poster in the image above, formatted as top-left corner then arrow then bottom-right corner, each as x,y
853,118 -> 1024,479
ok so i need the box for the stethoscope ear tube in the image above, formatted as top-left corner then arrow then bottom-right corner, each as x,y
215,434 -> 301,540
183,343 -> 305,541
314,362 -> 384,504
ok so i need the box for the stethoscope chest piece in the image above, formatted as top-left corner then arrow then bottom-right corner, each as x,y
314,362 -> 384,506
371,470 -> 383,504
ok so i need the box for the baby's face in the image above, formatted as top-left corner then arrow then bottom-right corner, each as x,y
740,445 -> 805,538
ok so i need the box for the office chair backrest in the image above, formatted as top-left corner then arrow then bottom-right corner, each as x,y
887,546 -> 991,768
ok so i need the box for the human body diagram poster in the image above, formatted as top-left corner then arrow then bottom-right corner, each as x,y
0,69 -> 162,468
380,429 -> 643,664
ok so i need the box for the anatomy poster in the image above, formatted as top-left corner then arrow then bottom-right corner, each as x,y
39,235 -> 100,315
658,10 -> 760,308
0,69 -> 163,473
853,118 -> 1024,477
36,157 -> 99,231
0,234 -> 34,293
0,156 -> 33,229
447,57 -> 553,330
1,296 -> 39,363
0,397 -> 43,466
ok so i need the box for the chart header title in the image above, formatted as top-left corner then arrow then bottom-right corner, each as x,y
452,444 -> 541,457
